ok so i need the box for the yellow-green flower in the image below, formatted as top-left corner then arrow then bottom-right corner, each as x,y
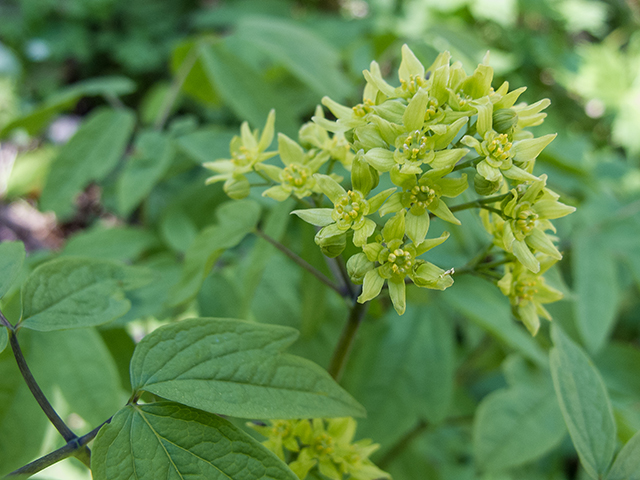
498,257 -> 564,335
292,155 -> 395,255
255,133 -> 330,201
204,110 -> 277,199
249,418 -> 389,480
302,105 -> 355,169
482,175 -> 575,273
358,210 -> 453,315
379,169 -> 468,244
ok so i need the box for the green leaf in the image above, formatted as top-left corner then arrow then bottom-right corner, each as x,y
27,328 -> 125,426
92,402 -> 297,480
573,234 -> 619,353
607,429 -> 640,480
0,328 -> 6,354
344,305 -> 454,448
63,226 -> 158,261
117,130 -> 176,216
129,318 -> 366,419
0,341 -> 49,475
176,126 -> 236,164
474,384 -> 566,472
439,276 -> 548,367
168,199 -> 261,306
39,107 -> 136,219
235,16 -> 352,100
550,324 -> 616,479
1,76 -> 136,137
0,241 -> 25,299
20,257 -> 151,331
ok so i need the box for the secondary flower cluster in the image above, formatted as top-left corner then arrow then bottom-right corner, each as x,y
204,45 -> 575,331
248,418 -> 389,480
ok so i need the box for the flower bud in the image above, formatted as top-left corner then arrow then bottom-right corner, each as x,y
346,253 -> 374,284
474,173 -> 501,195
492,108 -> 518,134
224,175 -> 251,199
314,227 -> 347,258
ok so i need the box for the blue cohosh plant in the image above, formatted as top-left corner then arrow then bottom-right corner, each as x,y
202,44 -> 576,479
205,44 -> 575,326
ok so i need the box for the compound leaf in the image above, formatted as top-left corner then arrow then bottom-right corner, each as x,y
130,318 -> 366,419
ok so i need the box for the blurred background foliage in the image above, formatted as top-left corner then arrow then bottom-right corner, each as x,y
1,0 -> 640,479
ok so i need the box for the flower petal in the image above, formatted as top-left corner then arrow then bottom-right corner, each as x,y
406,209 -> 430,244
358,269 -> 386,304
291,208 -> 334,226
388,280 -> 406,315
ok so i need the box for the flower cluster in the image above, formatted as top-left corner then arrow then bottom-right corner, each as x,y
204,44 -> 575,331
248,418 -> 389,480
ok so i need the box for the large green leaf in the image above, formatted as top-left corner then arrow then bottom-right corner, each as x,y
235,16 -> 352,100
439,276 -> 548,367
39,107 -> 136,219
344,305 -> 454,448
168,199 -> 261,306
0,340 -> 49,475
473,384 -> 566,471
607,429 -> 640,480
62,226 -> 158,261
117,130 -> 176,216
92,402 -> 297,480
0,241 -> 25,299
28,328 -> 126,426
573,234 -> 619,353
129,318 -> 366,419
20,257 -> 151,331
550,325 -> 616,479
1,76 -> 136,137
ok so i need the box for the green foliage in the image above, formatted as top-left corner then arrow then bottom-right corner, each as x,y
1,1 -> 640,479
92,402 -> 298,480
129,318 -> 365,419
20,257 -> 151,331
39,107 -> 136,219
550,325 -> 617,479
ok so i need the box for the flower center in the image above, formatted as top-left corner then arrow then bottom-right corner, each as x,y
282,163 -> 310,188
231,146 -> 251,167
400,74 -> 426,96
409,185 -> 437,209
487,133 -> 513,163
515,278 -> 539,302
334,190 -> 367,226
387,248 -> 413,276
514,204 -> 538,236
424,98 -> 439,122
400,130 -> 428,161
352,99 -> 374,117
313,433 -> 335,456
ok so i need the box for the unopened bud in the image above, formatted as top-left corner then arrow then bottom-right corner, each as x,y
474,173 -> 501,195
346,253 -> 374,284
224,175 -> 251,199
492,108 -> 518,134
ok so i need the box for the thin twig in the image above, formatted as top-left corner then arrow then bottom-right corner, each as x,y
253,229 -> 343,296
154,41 -> 201,131
452,156 -> 481,172
0,310 -> 13,330
7,329 -> 91,467
448,193 -> 510,213
377,419 -> 429,469
5,417 -> 111,477
327,298 -> 368,382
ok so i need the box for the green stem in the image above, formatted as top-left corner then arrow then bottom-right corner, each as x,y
0,310 -> 13,330
377,419 -> 429,469
452,155 -> 481,171
7,328 -> 91,467
327,299 -> 368,382
448,193 -> 510,213
154,41 -> 201,131
253,229 -> 343,296
5,418 -> 111,477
